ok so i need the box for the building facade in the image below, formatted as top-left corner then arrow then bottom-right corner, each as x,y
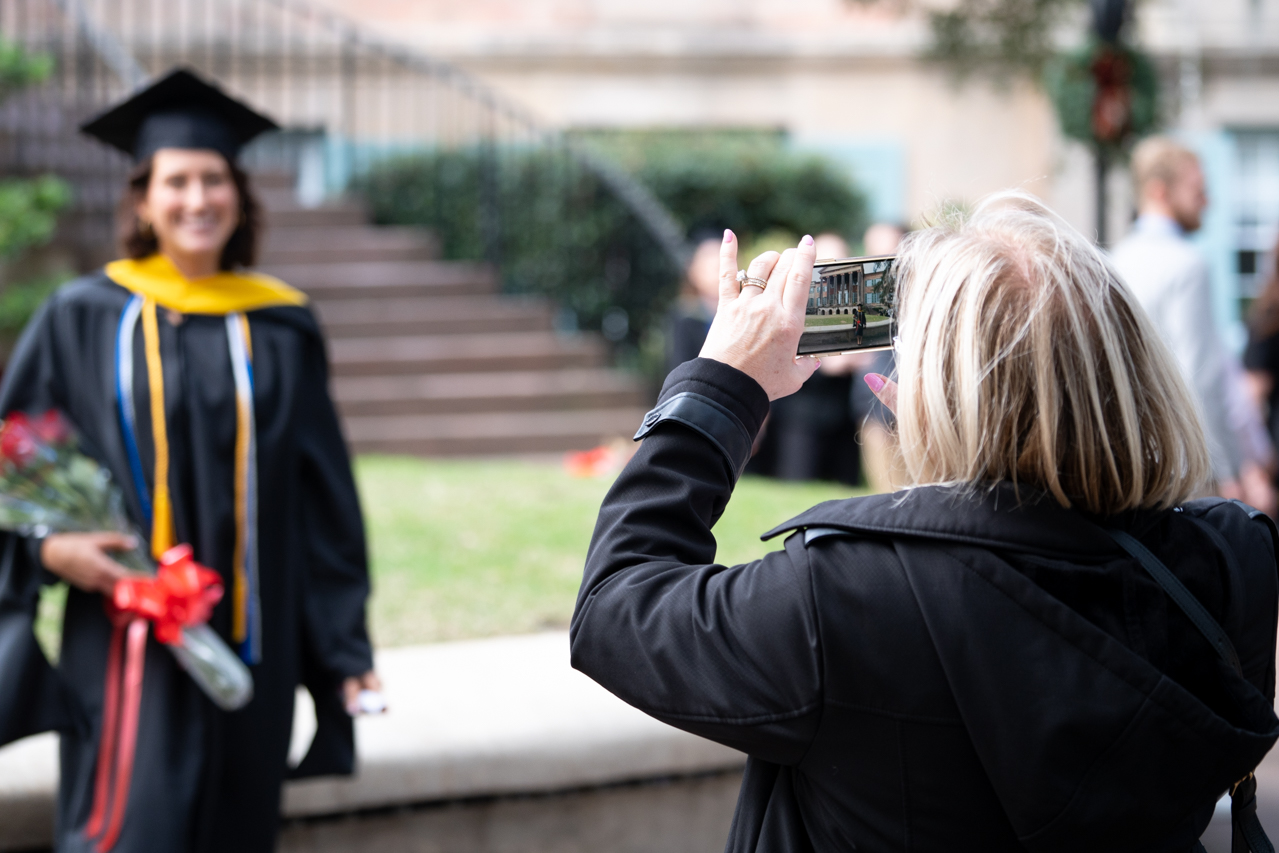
309,0 -> 1279,342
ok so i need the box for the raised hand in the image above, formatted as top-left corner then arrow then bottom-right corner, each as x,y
698,230 -> 821,401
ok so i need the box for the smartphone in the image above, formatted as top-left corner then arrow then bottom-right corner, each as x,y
798,255 -> 898,358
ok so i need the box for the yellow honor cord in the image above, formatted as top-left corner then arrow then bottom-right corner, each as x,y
140,299 -> 175,559
231,314 -> 252,644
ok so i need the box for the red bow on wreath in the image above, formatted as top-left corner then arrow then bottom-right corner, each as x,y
85,545 -> 224,852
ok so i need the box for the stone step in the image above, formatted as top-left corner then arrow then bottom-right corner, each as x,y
251,172 -> 294,190
256,185 -> 321,211
315,295 -> 553,338
343,408 -> 649,455
332,368 -> 648,416
260,226 -> 440,264
329,331 -> 606,376
241,171 -> 647,461
262,261 -> 497,300
263,205 -> 368,227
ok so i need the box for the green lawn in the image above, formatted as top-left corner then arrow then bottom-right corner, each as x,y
805,313 -> 888,327
36,457 -> 863,654
359,456 -> 862,647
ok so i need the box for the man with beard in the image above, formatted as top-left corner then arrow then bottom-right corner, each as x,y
1110,137 -> 1273,510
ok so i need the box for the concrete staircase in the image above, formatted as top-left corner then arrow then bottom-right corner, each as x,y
253,175 -> 652,456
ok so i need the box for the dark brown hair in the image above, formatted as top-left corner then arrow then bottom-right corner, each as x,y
117,153 -> 263,270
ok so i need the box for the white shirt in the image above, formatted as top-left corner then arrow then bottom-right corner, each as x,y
1109,214 -> 1242,482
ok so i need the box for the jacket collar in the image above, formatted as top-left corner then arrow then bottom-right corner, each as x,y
761,482 -> 1147,559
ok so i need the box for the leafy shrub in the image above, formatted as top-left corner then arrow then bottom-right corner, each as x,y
0,37 -> 52,101
587,130 -> 867,240
0,175 -> 71,261
0,40 -> 70,350
0,272 -> 64,336
357,132 -> 867,348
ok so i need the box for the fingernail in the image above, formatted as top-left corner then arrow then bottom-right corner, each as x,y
723,229 -> 733,243
864,373 -> 885,393
801,234 -> 814,246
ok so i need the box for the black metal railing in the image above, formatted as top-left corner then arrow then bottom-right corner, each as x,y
0,0 -> 689,340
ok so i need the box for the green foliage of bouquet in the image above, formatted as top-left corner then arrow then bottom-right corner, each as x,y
0,410 -> 252,709
0,411 -> 140,554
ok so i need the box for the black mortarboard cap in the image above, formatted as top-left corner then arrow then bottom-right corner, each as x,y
80,67 -> 279,163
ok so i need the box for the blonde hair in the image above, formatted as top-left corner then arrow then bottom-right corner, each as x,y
1131,136 -> 1199,199
893,191 -> 1211,514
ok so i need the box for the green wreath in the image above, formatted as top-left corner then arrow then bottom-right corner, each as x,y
1043,39 -> 1159,152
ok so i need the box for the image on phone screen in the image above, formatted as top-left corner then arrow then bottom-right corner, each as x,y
798,255 -> 898,358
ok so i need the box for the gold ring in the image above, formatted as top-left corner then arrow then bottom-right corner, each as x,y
736,270 -> 767,291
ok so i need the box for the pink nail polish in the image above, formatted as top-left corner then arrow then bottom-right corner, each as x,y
801,234 -> 814,246
723,229 -> 733,243
864,373 -> 885,393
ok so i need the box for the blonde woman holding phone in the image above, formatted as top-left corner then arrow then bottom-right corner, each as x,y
573,193 -> 1279,852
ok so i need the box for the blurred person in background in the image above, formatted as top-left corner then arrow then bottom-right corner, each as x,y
665,232 -> 724,375
0,70 -> 378,852
1110,136 -> 1275,514
1243,235 -> 1279,504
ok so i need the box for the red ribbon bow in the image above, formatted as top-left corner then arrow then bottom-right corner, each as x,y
86,544 -> 223,852
109,544 -> 224,643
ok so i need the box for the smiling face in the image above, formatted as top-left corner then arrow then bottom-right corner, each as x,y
136,148 -> 240,277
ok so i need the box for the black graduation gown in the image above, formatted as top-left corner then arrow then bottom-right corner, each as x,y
0,271 -> 374,852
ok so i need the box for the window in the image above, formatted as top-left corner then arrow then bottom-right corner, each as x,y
1233,131 -> 1279,298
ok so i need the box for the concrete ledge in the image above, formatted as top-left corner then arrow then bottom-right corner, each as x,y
283,633 -> 744,816
0,633 -> 745,850
278,770 -> 744,853
0,734 -> 57,850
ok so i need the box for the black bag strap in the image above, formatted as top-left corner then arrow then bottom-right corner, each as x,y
1106,529 -> 1244,676
1105,527 -> 1274,853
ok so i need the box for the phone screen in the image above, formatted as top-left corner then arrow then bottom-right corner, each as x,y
797,255 -> 898,358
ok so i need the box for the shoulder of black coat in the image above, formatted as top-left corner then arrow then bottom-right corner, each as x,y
48,268 -> 131,311
246,303 -> 324,341
760,483 -> 1122,559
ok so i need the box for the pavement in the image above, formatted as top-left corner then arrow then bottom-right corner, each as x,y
0,632 -> 746,851
3,632 -> 1279,852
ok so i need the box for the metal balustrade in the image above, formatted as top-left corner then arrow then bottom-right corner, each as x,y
0,0 -> 688,304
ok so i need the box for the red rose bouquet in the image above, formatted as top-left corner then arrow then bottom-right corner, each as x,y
0,410 -> 252,711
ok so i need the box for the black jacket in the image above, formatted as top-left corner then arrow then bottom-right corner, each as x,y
571,358 -> 1279,853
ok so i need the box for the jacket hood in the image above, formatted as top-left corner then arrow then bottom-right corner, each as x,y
765,484 -> 1279,852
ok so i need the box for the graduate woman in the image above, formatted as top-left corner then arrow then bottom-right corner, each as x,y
0,68 -> 378,851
